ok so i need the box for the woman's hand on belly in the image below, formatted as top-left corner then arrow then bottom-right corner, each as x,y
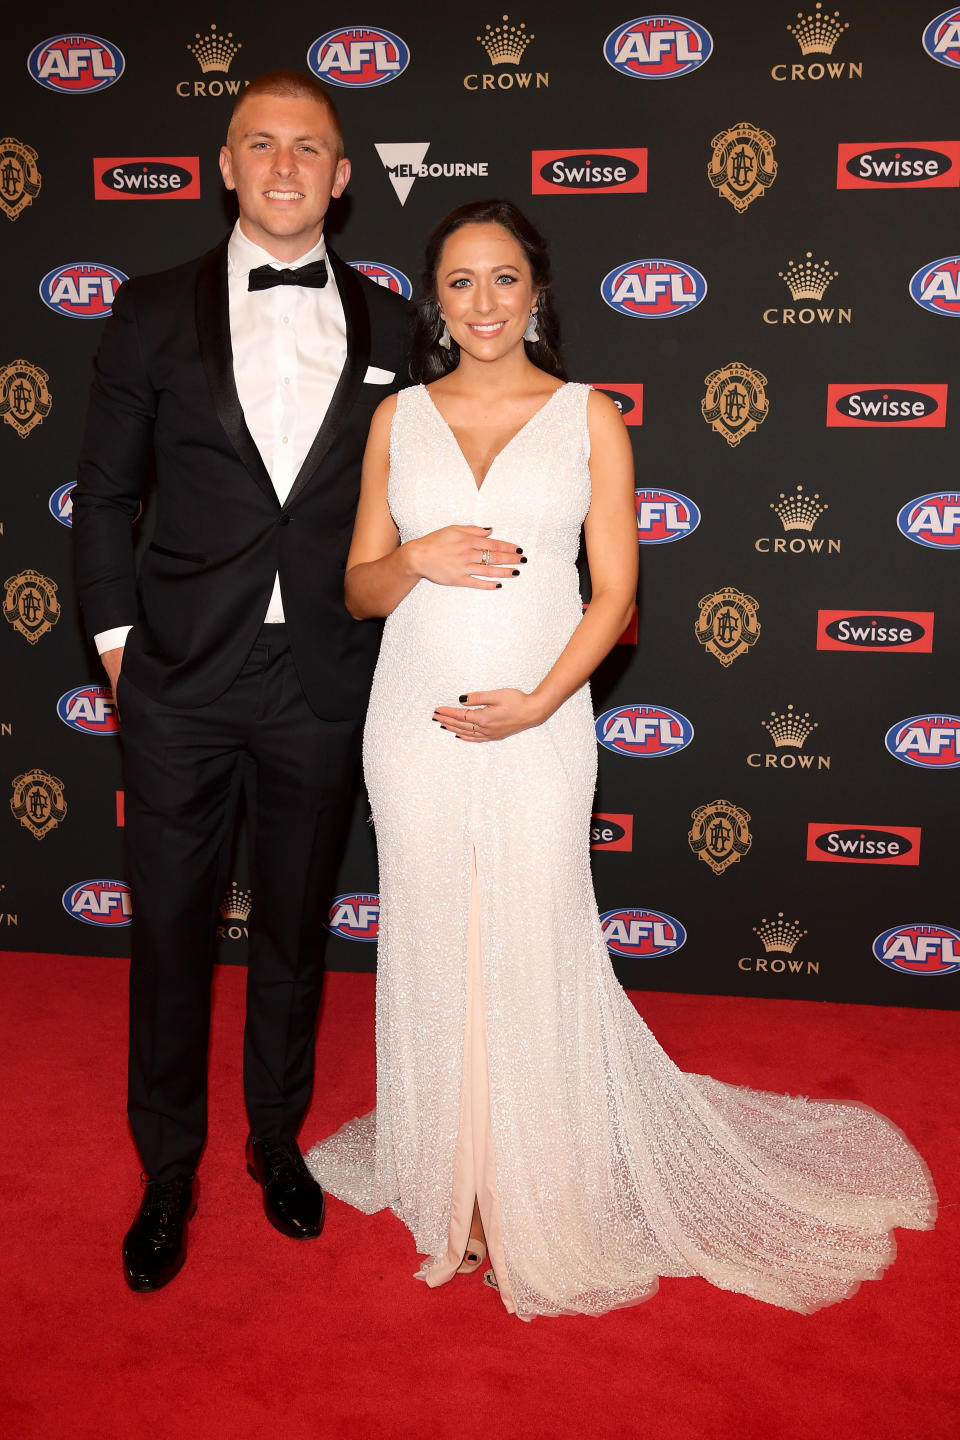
408,526 -> 526,590
433,689 -> 548,742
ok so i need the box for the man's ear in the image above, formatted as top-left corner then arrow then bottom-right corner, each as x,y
219,146 -> 236,192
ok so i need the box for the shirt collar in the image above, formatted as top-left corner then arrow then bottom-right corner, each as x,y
228,220 -> 328,278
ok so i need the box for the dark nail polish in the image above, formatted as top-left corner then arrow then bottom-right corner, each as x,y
511,569 -> 519,576
516,548 -> 523,554
495,583 -> 502,589
432,717 -> 439,722
459,694 -> 468,703
519,556 -> 527,564
440,724 -> 448,730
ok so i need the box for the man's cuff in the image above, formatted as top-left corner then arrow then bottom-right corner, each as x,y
94,624 -> 133,655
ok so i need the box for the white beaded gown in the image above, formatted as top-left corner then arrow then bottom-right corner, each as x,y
306,382 -> 936,1318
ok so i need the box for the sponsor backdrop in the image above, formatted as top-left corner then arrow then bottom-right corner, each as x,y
4,3 -> 959,1007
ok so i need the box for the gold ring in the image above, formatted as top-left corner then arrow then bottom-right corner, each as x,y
480,549 -> 490,566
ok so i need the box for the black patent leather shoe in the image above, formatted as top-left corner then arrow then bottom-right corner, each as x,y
122,1173 -> 197,1292
246,1135 -> 325,1239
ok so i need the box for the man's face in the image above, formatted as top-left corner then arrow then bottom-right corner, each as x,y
219,94 -> 350,261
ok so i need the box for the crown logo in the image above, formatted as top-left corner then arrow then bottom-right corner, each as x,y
761,704 -> 818,748
477,14 -> 534,65
786,3 -> 849,54
187,23 -> 242,73
770,484 -> 828,532
779,251 -> 838,301
753,912 -> 807,954
219,881 -> 252,923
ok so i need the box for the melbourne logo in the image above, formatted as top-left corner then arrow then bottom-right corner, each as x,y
0,139 -> 41,221
532,149 -> 647,194
696,587 -> 760,665
755,484 -> 840,555
909,256 -> 960,316
816,611 -> 933,653
466,13 -> 547,90
348,261 -> 413,299
39,263 -> 127,319
62,879 -> 131,926
0,360 -> 51,439
374,143 -> 489,206
57,685 -> 120,736
837,142 -> 960,189
3,569 -> 60,643
600,908 -> 686,958
708,123 -> 777,212
747,703 -> 831,771
28,34 -> 124,93
49,481 -> 75,528
763,252 -> 851,325
702,363 -> 768,445
327,893 -> 379,942
94,158 -> 201,200
600,260 -> 707,318
688,800 -> 752,874
592,385 -> 643,426
806,823 -> 921,866
10,768 -> 66,840
897,492 -> 960,549
873,923 -> 960,977
771,3 -> 862,81
636,488 -> 700,543
591,813 -> 634,851
308,27 -> 409,87
177,23 -> 245,96
595,704 -> 694,758
826,384 -> 947,427
885,714 -> 960,769
923,10 -> 960,68
603,16 -> 713,78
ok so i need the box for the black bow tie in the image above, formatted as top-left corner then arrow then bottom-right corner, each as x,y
248,259 -> 328,292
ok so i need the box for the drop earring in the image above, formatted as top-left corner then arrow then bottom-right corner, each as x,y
523,306 -> 540,343
438,316 -> 451,350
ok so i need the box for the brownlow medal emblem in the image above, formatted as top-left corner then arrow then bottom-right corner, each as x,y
688,799 -> 752,875
708,122 -> 777,213
0,360 -> 52,438
0,139 -> 41,221
702,361 -> 769,446
695,586 -> 761,666
3,569 -> 60,643
10,768 -> 67,840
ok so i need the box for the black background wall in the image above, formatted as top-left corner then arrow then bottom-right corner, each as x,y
3,2 -> 958,1007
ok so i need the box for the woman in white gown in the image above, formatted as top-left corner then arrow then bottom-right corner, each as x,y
307,200 -> 936,1319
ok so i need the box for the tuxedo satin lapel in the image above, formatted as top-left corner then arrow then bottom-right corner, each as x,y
284,249 -> 371,509
195,241 -> 277,506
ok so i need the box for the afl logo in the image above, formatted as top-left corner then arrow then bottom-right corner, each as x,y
327,892 -> 379,942
596,704 -> 694,758
603,15 -> 712,78
600,908 -> 686,958
40,263 -> 127,319
909,256 -> 960,315
348,261 -> 413,299
49,481 -> 75,528
62,879 -> 132,927
307,28 -> 410,88
28,34 -> 124,93
636,488 -> 700,544
601,259 -> 707,319
873,923 -> 960,977
922,10 -> 960,68
57,684 -> 120,736
897,492 -> 960,549
885,714 -> 960,769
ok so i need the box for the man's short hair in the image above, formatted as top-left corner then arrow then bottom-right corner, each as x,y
226,70 -> 344,157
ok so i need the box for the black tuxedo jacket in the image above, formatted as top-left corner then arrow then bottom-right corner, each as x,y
73,238 -> 413,718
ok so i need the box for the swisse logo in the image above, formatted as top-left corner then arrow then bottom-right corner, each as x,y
28,34 -> 124,93
601,259 -> 707,318
826,384 -> 946,427
39,263 -> 126,319
885,714 -> 960,769
909,256 -> 960,315
49,482 -> 75,528
806,823 -> 921,867
57,684 -> 119,736
873,923 -> 960,977
348,261 -> 412,299
327,892 -> 379,941
94,157 -> 200,200
307,27 -> 410,87
837,142 -> 960,189
532,149 -> 647,195
600,908 -> 686,958
635,488 -> 700,544
816,611 -> 933,653
604,15 -> 712,78
593,384 -> 643,426
62,879 -> 131,927
897,492 -> 960,549
591,813 -> 634,851
595,704 -> 693,758
923,10 -> 960,69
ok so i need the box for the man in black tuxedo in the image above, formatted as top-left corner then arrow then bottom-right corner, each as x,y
73,71 -> 412,1291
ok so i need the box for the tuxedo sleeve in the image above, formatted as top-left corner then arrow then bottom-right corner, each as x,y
73,280 -> 157,640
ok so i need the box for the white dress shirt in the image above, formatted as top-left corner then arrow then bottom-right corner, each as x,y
95,220 -> 348,651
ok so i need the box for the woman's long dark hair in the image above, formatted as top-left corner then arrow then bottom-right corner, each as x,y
410,198 -> 566,384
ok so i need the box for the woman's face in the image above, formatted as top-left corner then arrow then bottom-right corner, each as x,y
435,222 -> 538,363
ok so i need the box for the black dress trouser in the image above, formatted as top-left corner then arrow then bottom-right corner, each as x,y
118,625 -> 363,1181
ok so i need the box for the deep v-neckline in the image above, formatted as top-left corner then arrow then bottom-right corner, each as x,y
422,382 -> 568,492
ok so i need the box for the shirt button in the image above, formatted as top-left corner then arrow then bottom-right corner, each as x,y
281,436 -> 289,445
282,316 -> 290,325
284,376 -> 290,385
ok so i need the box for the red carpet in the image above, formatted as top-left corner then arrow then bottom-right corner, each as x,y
1,952 -> 956,1440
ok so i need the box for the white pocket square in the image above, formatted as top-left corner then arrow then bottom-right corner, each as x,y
363,365 -> 395,384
